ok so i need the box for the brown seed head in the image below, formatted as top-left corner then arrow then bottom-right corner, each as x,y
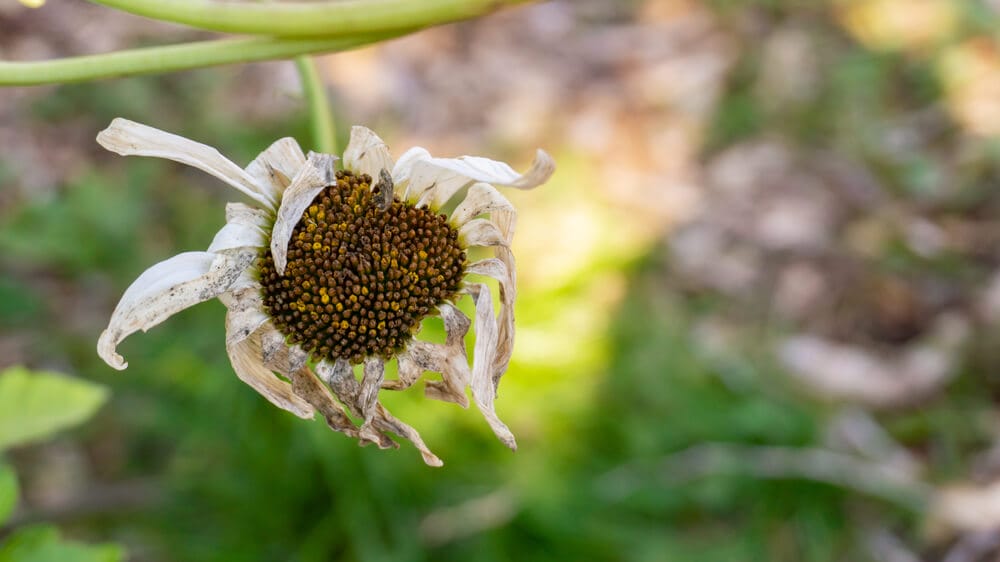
259,169 -> 466,364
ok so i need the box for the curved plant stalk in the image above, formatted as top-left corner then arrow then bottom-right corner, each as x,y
86,0 -> 530,38
0,32 -> 404,86
295,57 -> 338,155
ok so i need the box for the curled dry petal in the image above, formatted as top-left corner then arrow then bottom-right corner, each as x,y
316,359 -> 444,467
222,289 -> 268,348
256,325 -> 358,436
391,146 -> 431,193
425,149 -> 555,190
245,137 -> 306,197
459,218 -> 509,248
225,315 -> 314,419
390,340 -> 445,390
399,148 -> 555,207
270,152 -> 337,275
342,126 -> 393,181
259,324 -> 308,375
425,304 -> 472,406
288,365 -> 359,438
316,359 -> 393,447
97,118 -> 275,209
207,203 -> 269,253
450,183 -> 515,227
466,258 -> 509,281
414,162 -> 479,210
489,210 -> 518,377
468,283 -> 517,450
466,257 -> 517,378
98,250 -> 256,370
386,303 -> 472,408
360,358 -> 385,427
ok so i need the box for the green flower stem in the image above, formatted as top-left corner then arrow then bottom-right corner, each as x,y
0,32 -> 404,86
86,0 -> 530,38
295,57 -> 338,155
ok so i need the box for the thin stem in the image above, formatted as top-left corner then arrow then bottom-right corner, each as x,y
0,32 -> 405,86
295,57 -> 338,155
86,0 -> 530,38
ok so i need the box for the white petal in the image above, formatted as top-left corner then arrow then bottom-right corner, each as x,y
259,325 -> 308,376
97,250 -> 256,370
271,352 -> 358,438
270,152 -> 337,275
225,319 -> 314,419
207,203 -> 269,253
492,246 -> 518,378
388,340 -> 445,390
414,163 -> 477,210
450,183 -> 515,227
458,218 -> 509,248
426,303 -> 472,406
423,149 -> 554,190
317,359 -> 443,467
343,126 -> 393,181
466,257 -> 515,376
221,289 -> 268,347
245,137 -> 306,198
226,268 -> 261,295
391,146 -> 431,192
468,284 -> 517,450
467,258 -> 509,282
440,303 -> 471,348
360,358 -> 385,426
96,118 -> 275,209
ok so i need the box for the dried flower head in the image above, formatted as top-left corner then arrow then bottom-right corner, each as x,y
96,119 -> 553,465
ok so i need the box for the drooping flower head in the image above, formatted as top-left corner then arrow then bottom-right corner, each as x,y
96,119 -> 553,465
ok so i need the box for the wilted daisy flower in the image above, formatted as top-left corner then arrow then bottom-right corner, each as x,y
96,118 -> 553,465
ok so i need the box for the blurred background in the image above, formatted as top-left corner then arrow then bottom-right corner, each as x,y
5,0 -> 1000,559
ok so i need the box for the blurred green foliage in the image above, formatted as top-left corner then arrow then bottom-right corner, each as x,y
0,526 -> 121,562
0,367 -> 119,561
0,367 -> 108,451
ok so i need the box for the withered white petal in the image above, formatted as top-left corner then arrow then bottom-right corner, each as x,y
221,289 -> 268,348
389,340 -> 445,390
245,137 -> 306,197
96,118 -> 275,209
343,126 -> 393,180
226,268 -> 261,295
400,160 -> 468,208
207,203 -> 269,253
317,359 -> 443,466
425,303 -> 472,407
467,258 -> 510,282
226,319 -> 314,419
459,218 -> 509,248
360,358 -> 385,427
259,324 -> 308,375
422,149 -> 554,190
450,183 -> 515,227
98,250 -> 256,370
270,152 -> 337,275
493,244 -> 518,378
468,284 -> 517,450
391,146 -> 431,190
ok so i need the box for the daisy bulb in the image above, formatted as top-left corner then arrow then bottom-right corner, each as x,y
95,118 -> 554,466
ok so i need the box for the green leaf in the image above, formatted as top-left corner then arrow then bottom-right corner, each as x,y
0,367 -> 109,452
0,525 -> 123,562
0,464 -> 16,526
